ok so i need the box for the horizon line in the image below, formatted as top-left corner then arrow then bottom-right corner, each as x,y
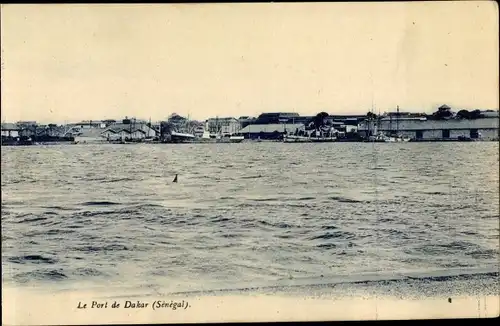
3,106 -> 500,125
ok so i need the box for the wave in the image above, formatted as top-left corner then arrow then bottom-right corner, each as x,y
410,240 -> 482,255
251,198 -> 280,202
13,269 -> 68,283
467,249 -> 499,259
73,267 -> 109,277
44,229 -> 77,236
309,231 -> 356,241
296,196 -> 316,201
79,210 -> 126,217
241,175 -> 263,179
7,255 -> 58,265
41,205 -> 79,211
258,220 -> 296,229
133,203 -> 164,209
416,191 -> 448,195
103,177 -> 137,183
77,204 -> 163,218
80,201 -> 121,206
321,225 -> 338,230
74,244 -> 129,253
74,176 -> 107,181
286,203 -> 313,208
316,243 -> 338,249
15,216 -> 48,223
211,216 -> 231,223
329,196 -> 366,203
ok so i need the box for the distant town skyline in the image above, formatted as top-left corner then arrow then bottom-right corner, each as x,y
3,105 -> 500,126
1,2 -> 498,124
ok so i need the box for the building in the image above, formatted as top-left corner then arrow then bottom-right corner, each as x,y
35,124 -> 66,138
252,113 -> 367,130
358,110 -> 499,140
253,112 -> 300,125
326,115 -> 366,133
193,125 -> 205,138
1,123 -> 21,138
206,117 -> 241,136
63,120 -> 108,143
238,123 -> 306,140
478,109 -> 500,118
101,119 -> 157,141
102,119 -> 117,126
238,116 -> 256,129
16,121 -> 37,126
69,128 -> 108,143
68,120 -> 107,129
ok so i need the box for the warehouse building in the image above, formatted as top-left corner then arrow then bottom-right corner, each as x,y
358,110 -> 499,141
238,123 -> 306,140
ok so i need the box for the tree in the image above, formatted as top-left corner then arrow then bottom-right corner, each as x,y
312,112 -> 329,130
160,121 -> 173,138
456,109 -> 482,120
431,105 -> 454,120
470,109 -> 483,119
456,109 -> 470,119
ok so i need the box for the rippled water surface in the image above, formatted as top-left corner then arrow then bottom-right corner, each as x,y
2,142 -> 499,294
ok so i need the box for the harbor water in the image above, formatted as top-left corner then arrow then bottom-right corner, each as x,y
1,142 -> 499,297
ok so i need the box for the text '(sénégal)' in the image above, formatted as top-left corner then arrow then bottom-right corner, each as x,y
76,300 -> 190,311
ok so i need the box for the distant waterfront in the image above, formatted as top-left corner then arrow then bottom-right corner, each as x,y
1,136 -> 499,146
2,106 -> 499,146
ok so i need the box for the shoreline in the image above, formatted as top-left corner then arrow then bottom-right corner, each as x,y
3,267 -> 498,322
3,266 -> 498,299
1,138 -> 499,146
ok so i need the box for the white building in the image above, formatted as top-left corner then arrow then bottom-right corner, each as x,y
358,112 -> 499,141
68,120 -> 107,129
62,123 -> 106,143
1,123 -> 20,138
206,117 -> 241,136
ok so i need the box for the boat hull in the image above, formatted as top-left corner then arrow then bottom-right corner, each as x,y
229,136 -> 245,143
283,136 -> 337,143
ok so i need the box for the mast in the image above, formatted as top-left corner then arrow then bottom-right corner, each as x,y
376,106 -> 381,136
389,113 -> 393,135
148,117 -> 151,138
370,72 -> 374,138
370,91 -> 375,137
396,105 -> 400,136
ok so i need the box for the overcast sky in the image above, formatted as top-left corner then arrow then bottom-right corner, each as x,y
1,2 -> 498,123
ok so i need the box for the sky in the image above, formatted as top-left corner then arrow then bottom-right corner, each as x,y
1,2 -> 498,124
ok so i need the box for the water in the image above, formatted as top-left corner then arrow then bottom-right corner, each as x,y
1,142 -> 499,296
